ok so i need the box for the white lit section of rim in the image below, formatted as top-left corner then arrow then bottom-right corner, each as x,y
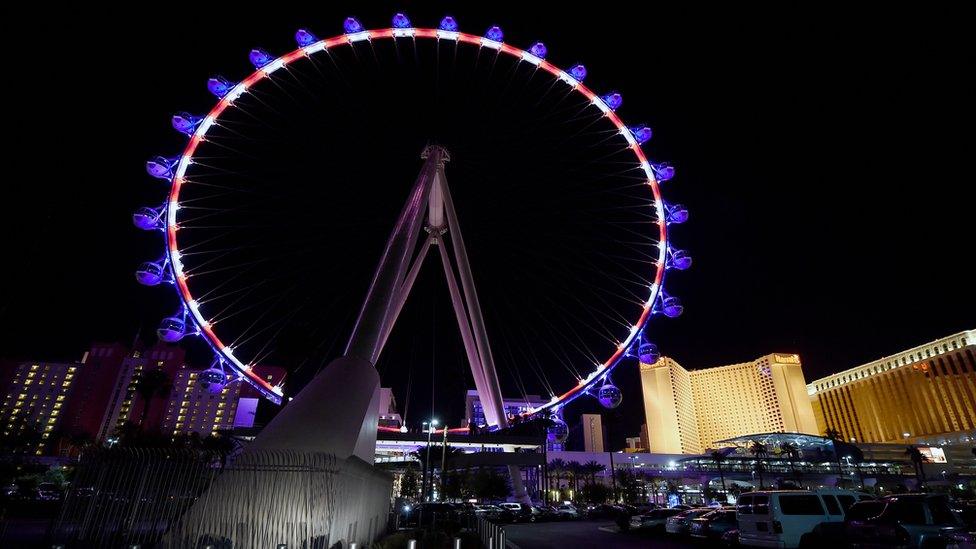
165,28 -> 669,410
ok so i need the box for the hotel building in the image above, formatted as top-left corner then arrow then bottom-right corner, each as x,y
96,344 -> 185,441
162,364 -> 286,437
640,353 -> 818,454
0,361 -> 78,454
808,329 -> 976,444
580,413 -> 605,452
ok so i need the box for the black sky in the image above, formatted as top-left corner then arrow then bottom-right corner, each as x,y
3,4 -> 973,444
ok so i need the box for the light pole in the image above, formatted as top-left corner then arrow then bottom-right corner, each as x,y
423,419 -> 438,502
439,425 -> 449,501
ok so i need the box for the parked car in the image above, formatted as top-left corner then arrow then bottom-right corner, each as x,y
722,527 -> 741,546
945,530 -> 976,549
585,503 -> 627,520
36,482 -> 62,501
554,503 -> 580,520
844,494 -> 967,548
737,488 -> 871,548
404,502 -> 458,527
667,507 -> 721,535
690,509 -> 738,540
628,508 -> 684,533
498,502 -> 536,523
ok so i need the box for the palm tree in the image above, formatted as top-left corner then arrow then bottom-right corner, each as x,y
549,458 -> 566,501
710,449 -> 728,499
583,460 -> 605,486
749,441 -> 768,489
134,368 -> 171,427
567,461 -> 582,496
905,446 -> 929,489
824,427 -> 846,478
781,442 -> 801,485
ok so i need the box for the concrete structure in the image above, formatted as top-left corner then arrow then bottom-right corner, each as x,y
640,353 -> 818,454
808,329 -> 976,444
0,360 -> 78,454
377,387 -> 403,429
581,414 -> 605,452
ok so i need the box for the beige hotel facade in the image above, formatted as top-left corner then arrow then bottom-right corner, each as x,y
640,353 -> 818,454
807,330 -> 976,445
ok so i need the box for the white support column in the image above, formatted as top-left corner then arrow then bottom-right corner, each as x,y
435,234 -> 496,424
436,169 -> 508,429
375,235 -> 433,357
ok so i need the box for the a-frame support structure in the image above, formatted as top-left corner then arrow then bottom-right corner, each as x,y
343,145 -> 529,502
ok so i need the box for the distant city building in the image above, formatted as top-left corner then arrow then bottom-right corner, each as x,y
61,342 -> 128,442
464,389 -> 564,450
640,353 -> 818,454
232,365 -> 287,431
639,423 -> 650,453
624,436 -> 644,452
0,360 -> 79,454
96,343 -> 186,441
377,387 -> 402,429
160,364 -> 284,437
0,342 -> 288,452
162,367 -> 236,437
580,414 -> 605,452
808,329 -> 976,444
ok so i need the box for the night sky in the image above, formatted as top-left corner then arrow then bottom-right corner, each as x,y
3,4 -> 972,446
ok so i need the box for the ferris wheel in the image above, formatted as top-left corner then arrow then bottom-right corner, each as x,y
134,14 -> 691,437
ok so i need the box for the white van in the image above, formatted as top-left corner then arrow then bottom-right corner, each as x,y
737,488 -> 872,548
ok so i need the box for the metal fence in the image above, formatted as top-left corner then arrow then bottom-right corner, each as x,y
475,515 -> 505,549
49,447 -> 223,548
48,447 -> 392,548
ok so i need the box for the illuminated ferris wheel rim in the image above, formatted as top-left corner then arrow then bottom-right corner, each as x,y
153,22 -> 680,415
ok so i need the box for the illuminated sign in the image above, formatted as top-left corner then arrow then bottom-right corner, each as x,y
774,354 -> 801,364
918,447 -> 947,464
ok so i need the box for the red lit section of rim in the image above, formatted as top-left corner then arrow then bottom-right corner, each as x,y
166,28 -> 669,411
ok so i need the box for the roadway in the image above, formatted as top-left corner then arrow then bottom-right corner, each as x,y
505,521 -> 701,548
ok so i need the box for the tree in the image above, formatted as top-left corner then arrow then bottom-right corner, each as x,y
202,430 -> 237,468
580,482 -> 610,503
134,368 -> 171,427
749,441 -> 768,489
548,458 -> 566,501
442,469 -> 470,502
615,468 -> 644,504
400,466 -> 420,500
567,461 -> 582,496
780,442 -> 801,485
824,428 -> 846,479
583,460 -> 605,487
709,450 -> 728,500
472,468 -> 510,502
